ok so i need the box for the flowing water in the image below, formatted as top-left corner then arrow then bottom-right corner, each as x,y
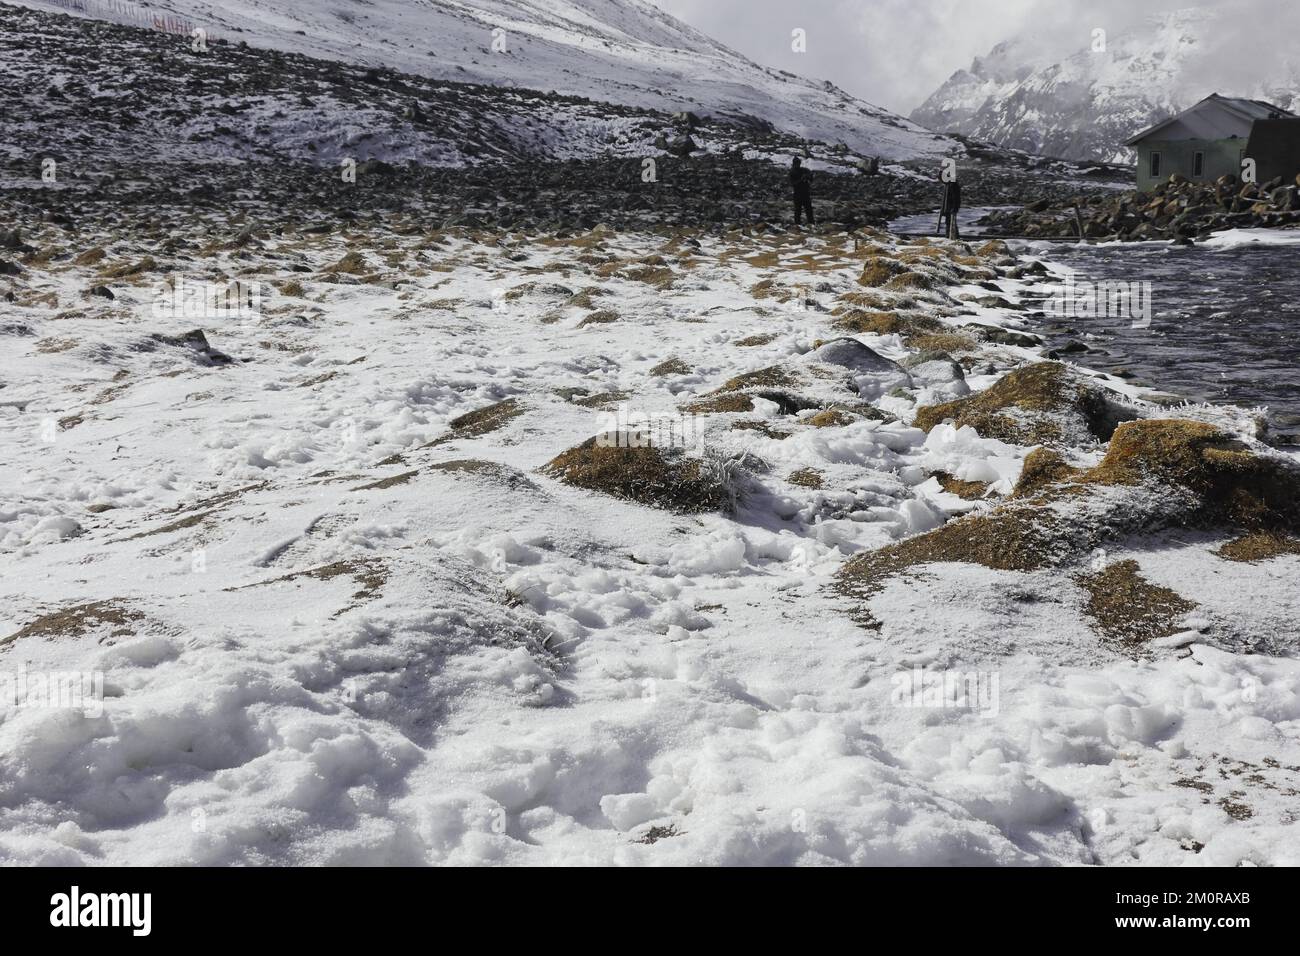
1019,239 -> 1300,434
890,209 -> 1300,436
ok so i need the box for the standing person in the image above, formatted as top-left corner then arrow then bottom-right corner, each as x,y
790,156 -> 814,228
939,176 -> 962,239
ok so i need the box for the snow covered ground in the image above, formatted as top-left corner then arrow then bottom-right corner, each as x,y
3,217 -> 1299,866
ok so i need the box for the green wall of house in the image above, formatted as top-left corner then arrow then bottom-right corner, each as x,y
1134,137 -> 1246,191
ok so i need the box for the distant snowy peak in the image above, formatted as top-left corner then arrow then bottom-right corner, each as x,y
913,5 -> 1300,164
14,0 -> 954,160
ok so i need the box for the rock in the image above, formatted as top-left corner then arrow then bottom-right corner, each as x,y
150,329 -> 233,365
0,229 -> 35,253
666,135 -> 699,157
804,337 -> 906,376
802,337 -> 913,398
1048,339 -> 1090,357
964,324 -> 1041,348
88,284 -> 115,299
973,294 -> 1024,311
0,258 -> 22,276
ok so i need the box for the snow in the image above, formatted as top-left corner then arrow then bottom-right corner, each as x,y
1199,228 -> 1300,250
3,216 -> 1299,866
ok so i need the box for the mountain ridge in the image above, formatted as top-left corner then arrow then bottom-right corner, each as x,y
12,0 -> 955,161
913,5 -> 1300,164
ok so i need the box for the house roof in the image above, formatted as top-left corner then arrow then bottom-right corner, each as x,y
1125,94 -> 1298,146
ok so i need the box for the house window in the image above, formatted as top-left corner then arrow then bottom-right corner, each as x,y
1193,151 -> 1205,177
1150,151 -> 1162,178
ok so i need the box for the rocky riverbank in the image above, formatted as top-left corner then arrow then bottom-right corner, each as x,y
977,172 -> 1300,242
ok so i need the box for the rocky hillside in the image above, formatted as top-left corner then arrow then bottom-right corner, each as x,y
913,5 -> 1300,164
1,4 -> 1126,234
12,0 -> 954,161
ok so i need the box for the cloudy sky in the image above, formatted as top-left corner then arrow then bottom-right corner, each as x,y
649,0 -> 1230,115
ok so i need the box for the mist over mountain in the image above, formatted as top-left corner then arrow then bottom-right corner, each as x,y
913,3 -> 1300,163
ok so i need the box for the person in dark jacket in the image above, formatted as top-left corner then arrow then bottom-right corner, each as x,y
790,156 -> 814,227
940,178 -> 962,239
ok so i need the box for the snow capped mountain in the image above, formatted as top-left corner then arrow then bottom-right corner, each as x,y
13,0 -> 954,160
913,5 -> 1300,164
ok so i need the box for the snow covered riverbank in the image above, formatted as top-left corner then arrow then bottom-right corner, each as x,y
2,218 -> 1299,865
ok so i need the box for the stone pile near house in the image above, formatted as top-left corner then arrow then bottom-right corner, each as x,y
979,172 -> 1300,242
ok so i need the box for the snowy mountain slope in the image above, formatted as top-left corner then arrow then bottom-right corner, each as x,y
913,5 -> 1300,164
12,0 -> 955,160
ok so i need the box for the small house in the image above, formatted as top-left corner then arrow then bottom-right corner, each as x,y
1125,94 -> 1300,191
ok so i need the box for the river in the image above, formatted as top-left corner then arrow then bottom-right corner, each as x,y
890,209 -> 1300,437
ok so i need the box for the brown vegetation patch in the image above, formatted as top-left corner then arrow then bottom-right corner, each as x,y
787,467 -> 825,489
429,398 -> 524,445
577,309 -> 619,327
1214,532 -> 1300,563
885,271 -> 938,291
124,509 -> 217,541
2,600 -> 143,648
541,434 -> 730,513
429,459 -> 539,491
74,247 -> 106,266
1012,448 -> 1083,499
650,357 -> 691,377
568,287 -> 611,309
913,362 -> 1132,445
1085,420 -> 1300,529
99,256 -> 157,279
834,310 -> 942,340
808,403 -> 892,428
233,559 -> 387,608
731,420 -> 790,440
682,393 -> 754,414
735,333 -> 779,347
837,418 -> 1300,630
837,290 -> 893,310
570,391 -> 630,409
859,256 -> 904,287
933,472 -> 991,500
353,470 -> 419,491
716,366 -> 796,392
909,331 -> 979,354
320,251 -> 372,276
1076,560 -> 1196,654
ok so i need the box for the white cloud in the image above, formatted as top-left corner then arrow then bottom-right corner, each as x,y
648,0 -> 1243,114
